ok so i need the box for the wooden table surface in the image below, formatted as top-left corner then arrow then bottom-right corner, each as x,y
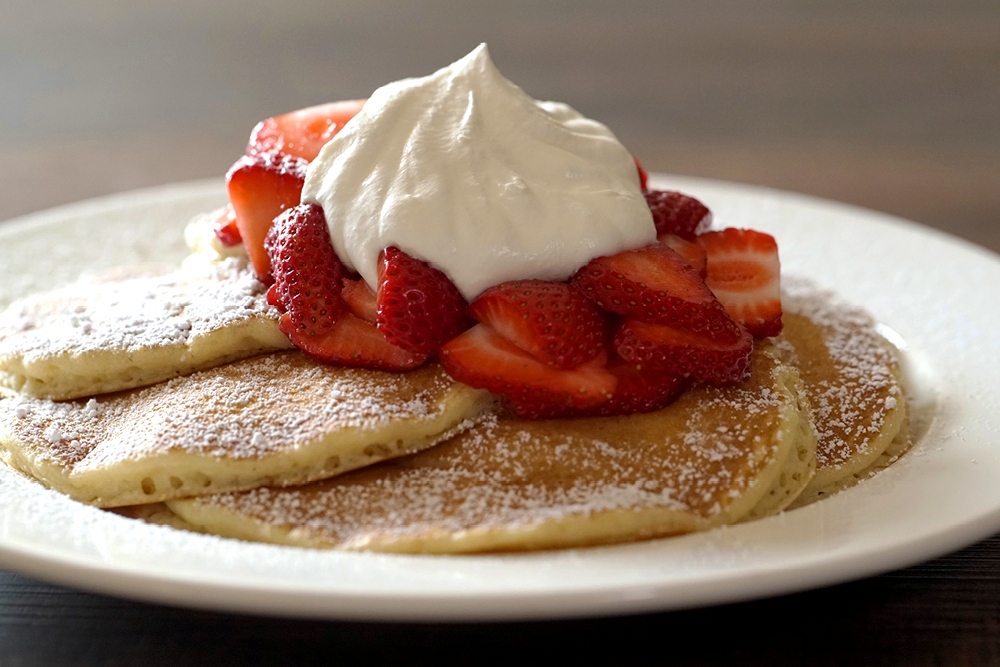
1,1 -> 998,664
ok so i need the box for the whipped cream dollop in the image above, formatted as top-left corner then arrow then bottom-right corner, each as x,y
302,44 -> 655,301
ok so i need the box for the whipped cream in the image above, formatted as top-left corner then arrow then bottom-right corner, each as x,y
302,44 -> 654,301
183,207 -> 248,270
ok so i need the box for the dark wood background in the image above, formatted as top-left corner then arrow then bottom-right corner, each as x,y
1,1 -> 998,664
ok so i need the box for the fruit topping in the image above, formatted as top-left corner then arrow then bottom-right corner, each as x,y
264,203 -> 346,337
247,99 -> 366,162
657,232 -> 707,277
614,319 -> 754,385
280,312 -> 427,372
469,280 -> 607,370
226,151 -> 309,280
571,243 -> 743,341
342,278 -> 378,324
376,247 -> 473,356
645,190 -> 712,239
591,359 -> 687,416
440,324 -> 617,419
634,157 -> 649,191
211,205 -> 242,247
697,228 -> 783,338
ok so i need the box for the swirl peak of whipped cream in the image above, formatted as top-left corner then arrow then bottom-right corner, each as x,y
302,44 -> 655,301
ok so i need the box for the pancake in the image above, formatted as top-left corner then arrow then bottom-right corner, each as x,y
776,279 -> 909,509
0,352 -> 492,507
166,347 -> 813,553
739,367 -> 817,521
0,257 -> 291,400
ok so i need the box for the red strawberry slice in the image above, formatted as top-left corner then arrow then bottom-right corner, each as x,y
376,247 -> 473,356
226,151 -> 308,280
440,324 -> 617,419
342,278 -> 378,324
589,360 -> 687,416
614,319 -> 753,385
634,156 -> 649,191
280,312 -> 427,372
657,232 -> 707,277
469,280 -> 607,370
248,99 -> 366,162
645,190 -> 712,239
571,243 -> 743,341
697,228 -> 783,338
264,203 -> 345,336
210,205 -> 242,247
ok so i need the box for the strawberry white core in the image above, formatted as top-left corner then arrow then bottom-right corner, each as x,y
302,43 -> 655,302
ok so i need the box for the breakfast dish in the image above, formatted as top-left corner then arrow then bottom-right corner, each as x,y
1,176 -> 995,621
0,45 -> 912,548
0,43 -> 980,616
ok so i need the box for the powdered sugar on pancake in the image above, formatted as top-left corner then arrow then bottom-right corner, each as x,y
781,276 -> 902,469
1,355 -> 469,470
0,257 -> 274,360
190,350 -> 801,548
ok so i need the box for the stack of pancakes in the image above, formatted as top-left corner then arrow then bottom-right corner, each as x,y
0,256 -> 910,554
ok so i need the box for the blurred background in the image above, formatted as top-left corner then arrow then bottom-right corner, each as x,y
1,0 -> 997,251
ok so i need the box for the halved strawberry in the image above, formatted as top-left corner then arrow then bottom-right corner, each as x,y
280,312 -> 427,372
342,278 -> 378,324
376,247 -> 473,356
614,319 -> 753,385
210,205 -> 242,247
264,204 -> 346,337
697,228 -> 783,338
469,280 -> 607,370
645,190 -> 712,239
588,359 -> 687,416
571,243 -> 743,341
247,99 -> 366,162
226,151 -> 309,280
657,232 -> 707,277
440,324 -> 617,419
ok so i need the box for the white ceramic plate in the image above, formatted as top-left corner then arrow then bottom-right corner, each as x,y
0,175 -> 997,621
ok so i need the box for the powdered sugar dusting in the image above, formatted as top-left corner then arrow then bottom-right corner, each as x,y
200,352 -> 797,545
0,258 -> 276,361
0,354 -> 463,470
782,277 -> 901,469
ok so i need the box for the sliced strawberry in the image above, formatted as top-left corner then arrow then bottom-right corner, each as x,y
657,232 -> 707,277
226,151 -> 309,280
645,190 -> 712,239
614,319 -> 753,385
468,280 -> 607,370
280,312 -> 427,371
342,278 -> 378,324
440,324 -> 617,419
634,156 -> 649,191
589,359 -> 687,416
210,205 -> 242,247
697,228 -> 783,338
376,247 -> 473,356
248,99 -> 366,162
264,204 -> 345,336
571,243 -> 743,341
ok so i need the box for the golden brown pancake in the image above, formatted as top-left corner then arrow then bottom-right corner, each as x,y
0,353 -> 492,507
776,279 -> 909,509
167,348 -> 812,553
0,258 -> 291,400
163,283 -> 911,552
